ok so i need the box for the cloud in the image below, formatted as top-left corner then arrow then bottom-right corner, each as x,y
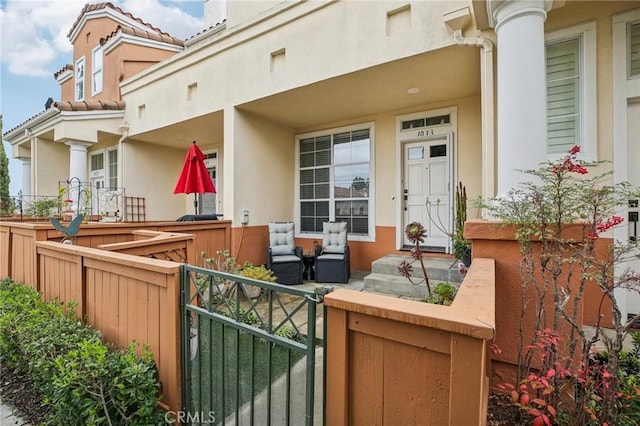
121,0 -> 204,40
0,0 -> 203,78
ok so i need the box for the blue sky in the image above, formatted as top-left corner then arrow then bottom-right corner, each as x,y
1,0 -> 205,194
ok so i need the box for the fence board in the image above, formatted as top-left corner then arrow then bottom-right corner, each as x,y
35,241 -> 184,412
1,220 -> 230,289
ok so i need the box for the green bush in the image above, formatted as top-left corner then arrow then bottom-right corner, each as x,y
0,278 -> 166,425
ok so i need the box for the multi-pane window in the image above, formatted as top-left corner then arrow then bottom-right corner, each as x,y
75,57 -> 85,101
546,37 -> 580,154
107,149 -> 117,190
92,46 -> 103,94
299,127 -> 371,236
545,22 -> 596,161
91,152 -> 103,172
631,22 -> 640,77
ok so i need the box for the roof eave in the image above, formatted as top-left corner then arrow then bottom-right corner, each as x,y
3,108 -> 61,144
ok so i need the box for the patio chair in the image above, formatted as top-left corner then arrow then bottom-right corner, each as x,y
315,221 -> 350,283
266,222 -> 304,285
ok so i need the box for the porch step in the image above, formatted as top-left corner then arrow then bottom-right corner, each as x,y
363,254 -> 465,299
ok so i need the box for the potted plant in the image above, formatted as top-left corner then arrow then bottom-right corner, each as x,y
453,182 -> 471,266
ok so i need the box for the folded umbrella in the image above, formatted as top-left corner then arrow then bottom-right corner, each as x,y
174,141 -> 216,214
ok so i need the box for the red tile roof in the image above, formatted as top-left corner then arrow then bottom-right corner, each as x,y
67,2 -> 180,42
53,100 -> 126,111
101,24 -> 183,47
2,100 -> 126,137
54,64 -> 73,79
184,19 -> 226,43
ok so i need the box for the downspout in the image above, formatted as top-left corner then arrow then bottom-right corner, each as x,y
117,122 -> 129,219
452,29 -> 496,209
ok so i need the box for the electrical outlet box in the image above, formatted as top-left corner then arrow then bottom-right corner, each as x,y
241,209 -> 249,225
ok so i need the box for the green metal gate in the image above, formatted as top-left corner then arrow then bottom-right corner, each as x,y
180,264 -> 331,425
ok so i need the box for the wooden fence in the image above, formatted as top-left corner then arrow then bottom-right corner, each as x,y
324,258 -> 495,425
97,230 -> 195,264
35,241 -> 183,412
0,220 -> 230,287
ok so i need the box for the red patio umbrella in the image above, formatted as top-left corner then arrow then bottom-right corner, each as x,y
173,141 -> 216,214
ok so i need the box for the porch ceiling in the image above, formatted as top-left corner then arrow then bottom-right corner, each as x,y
132,112 -> 224,148
129,45 -> 479,148
238,45 -> 481,130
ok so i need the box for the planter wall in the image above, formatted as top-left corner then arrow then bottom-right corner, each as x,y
465,219 -> 613,386
324,258 -> 495,425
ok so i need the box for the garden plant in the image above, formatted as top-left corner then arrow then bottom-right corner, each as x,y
397,222 -> 458,304
485,145 -> 640,425
0,278 -> 165,425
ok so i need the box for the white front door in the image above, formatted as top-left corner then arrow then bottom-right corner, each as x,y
199,168 -> 217,214
626,100 -> 640,317
402,135 -> 452,251
89,151 -> 105,216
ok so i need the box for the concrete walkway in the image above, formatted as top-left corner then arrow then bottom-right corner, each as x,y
0,396 -> 30,426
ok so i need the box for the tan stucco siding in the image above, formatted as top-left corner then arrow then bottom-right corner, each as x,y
122,0 -> 469,136
228,108 -> 295,225
123,141 -> 186,220
34,139 -> 67,196
71,17 -> 120,102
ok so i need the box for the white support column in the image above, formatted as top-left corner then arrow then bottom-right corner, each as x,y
66,141 -> 90,183
19,158 -> 31,196
491,0 -> 552,196
65,141 -> 91,218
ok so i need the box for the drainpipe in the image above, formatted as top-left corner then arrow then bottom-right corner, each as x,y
452,29 -> 495,209
118,122 -> 129,213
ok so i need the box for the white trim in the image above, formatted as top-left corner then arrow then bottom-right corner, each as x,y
102,32 -> 183,55
69,7 -> 164,44
184,22 -> 227,48
295,121 -> 376,242
613,8 -> 640,320
106,146 -> 119,189
201,148 -> 220,214
395,107 -> 457,251
89,149 -> 106,178
545,21 -> 597,162
91,45 -> 103,96
56,70 -> 73,84
74,56 -> 85,101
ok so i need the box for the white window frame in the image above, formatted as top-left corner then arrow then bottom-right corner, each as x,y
545,21 -> 597,162
106,146 -> 118,190
75,57 -> 85,101
295,122 -> 376,242
92,46 -> 103,95
629,19 -> 640,79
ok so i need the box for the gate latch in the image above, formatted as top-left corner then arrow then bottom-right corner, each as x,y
306,286 -> 334,303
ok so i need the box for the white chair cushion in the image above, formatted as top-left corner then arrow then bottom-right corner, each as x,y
271,254 -> 301,263
269,222 -> 295,255
322,222 -> 347,253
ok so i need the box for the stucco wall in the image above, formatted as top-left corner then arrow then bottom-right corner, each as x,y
34,139 -> 67,196
123,141 -> 186,220
228,108 -> 295,225
122,0 -> 468,135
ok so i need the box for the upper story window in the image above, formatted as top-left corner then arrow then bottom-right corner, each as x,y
545,21 -> 596,161
297,124 -> 374,239
630,21 -> 640,77
75,57 -> 85,101
92,46 -> 103,95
